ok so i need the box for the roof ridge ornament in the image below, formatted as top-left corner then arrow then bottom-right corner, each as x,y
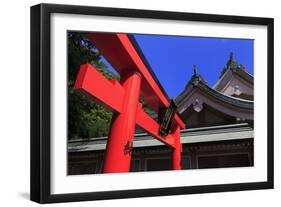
188,65 -> 207,87
226,52 -> 238,69
220,52 -> 240,78
230,52 -> 235,61
193,65 -> 198,77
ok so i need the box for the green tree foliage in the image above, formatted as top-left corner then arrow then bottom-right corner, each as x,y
68,32 -> 115,140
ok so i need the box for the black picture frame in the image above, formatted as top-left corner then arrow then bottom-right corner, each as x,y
30,3 -> 274,204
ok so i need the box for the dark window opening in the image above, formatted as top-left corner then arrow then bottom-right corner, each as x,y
68,162 -> 97,175
146,158 -> 171,171
130,159 -> 140,172
181,156 -> 192,169
198,154 -> 251,169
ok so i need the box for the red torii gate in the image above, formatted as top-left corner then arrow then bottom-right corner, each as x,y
74,33 -> 186,173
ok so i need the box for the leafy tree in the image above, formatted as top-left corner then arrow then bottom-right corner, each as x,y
67,32 -> 116,140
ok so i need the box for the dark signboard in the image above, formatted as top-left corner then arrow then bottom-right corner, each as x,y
158,100 -> 178,137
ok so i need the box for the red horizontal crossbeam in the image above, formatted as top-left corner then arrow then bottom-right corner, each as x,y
87,33 -> 185,130
74,64 -> 176,148
136,103 -> 175,148
74,64 -> 124,113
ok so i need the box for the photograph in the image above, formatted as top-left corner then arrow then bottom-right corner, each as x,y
67,31 -> 254,175
30,4 -> 273,203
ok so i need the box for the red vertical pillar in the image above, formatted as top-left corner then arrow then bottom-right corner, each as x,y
172,126 -> 182,170
103,72 -> 141,173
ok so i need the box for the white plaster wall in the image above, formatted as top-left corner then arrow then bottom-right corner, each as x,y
221,74 -> 253,96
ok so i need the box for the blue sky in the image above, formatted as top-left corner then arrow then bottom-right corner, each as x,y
102,34 -> 253,99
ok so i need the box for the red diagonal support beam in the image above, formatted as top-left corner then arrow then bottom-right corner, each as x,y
87,33 -> 185,130
74,64 -> 176,149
